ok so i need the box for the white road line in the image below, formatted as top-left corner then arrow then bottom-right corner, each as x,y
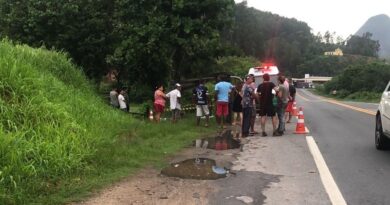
306,136 -> 347,205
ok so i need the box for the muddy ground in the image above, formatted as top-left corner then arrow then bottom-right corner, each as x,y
75,133 -> 241,205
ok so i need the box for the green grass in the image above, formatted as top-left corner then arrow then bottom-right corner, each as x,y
311,88 -> 381,103
36,117 -> 216,204
0,39 -> 216,204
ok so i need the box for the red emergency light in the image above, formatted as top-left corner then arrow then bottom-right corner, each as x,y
256,63 -> 275,73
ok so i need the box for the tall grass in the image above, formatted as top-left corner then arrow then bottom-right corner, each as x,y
0,39 -> 134,204
0,39 -> 215,204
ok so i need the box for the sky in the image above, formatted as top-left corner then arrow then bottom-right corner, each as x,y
235,0 -> 390,39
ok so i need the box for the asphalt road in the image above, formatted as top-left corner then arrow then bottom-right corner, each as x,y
296,89 -> 390,205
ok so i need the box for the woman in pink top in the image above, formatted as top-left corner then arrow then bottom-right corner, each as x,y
154,85 -> 166,123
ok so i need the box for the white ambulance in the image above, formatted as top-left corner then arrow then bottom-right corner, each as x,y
248,63 -> 280,87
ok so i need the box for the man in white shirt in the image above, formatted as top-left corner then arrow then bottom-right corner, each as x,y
118,90 -> 127,112
166,83 -> 182,123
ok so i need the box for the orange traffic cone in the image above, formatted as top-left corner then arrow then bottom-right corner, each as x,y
292,101 -> 299,116
294,107 -> 308,134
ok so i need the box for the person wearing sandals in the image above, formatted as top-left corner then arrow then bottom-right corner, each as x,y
241,75 -> 257,138
154,85 -> 167,123
193,80 -> 210,127
257,74 -> 278,136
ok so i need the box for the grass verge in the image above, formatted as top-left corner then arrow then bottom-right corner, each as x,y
312,88 -> 381,103
0,39 -> 216,204
39,116 -> 216,204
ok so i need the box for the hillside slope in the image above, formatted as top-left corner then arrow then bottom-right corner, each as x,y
0,39 -> 133,204
356,14 -> 390,58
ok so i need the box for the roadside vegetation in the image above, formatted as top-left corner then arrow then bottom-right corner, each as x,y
0,0 -> 389,204
0,40 -> 214,204
314,62 -> 390,102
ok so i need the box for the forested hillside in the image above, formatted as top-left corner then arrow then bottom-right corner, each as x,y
356,14 -> 390,58
222,2 -> 318,75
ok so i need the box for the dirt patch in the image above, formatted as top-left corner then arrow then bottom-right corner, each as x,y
75,168 -> 216,205
75,130 -> 240,205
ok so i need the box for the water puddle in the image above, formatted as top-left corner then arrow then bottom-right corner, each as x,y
195,130 -> 240,150
161,158 -> 227,180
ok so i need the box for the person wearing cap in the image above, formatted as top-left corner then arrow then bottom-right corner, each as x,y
166,83 -> 182,123
214,76 -> 234,129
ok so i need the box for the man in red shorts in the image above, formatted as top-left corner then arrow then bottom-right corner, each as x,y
214,76 -> 233,129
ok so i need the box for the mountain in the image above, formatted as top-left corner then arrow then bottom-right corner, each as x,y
356,14 -> 390,58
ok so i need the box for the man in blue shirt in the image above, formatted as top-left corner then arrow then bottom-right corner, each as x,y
214,76 -> 233,128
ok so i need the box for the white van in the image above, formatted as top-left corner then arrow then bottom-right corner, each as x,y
248,63 -> 280,87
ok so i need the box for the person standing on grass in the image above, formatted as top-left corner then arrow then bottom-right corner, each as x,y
109,87 -> 119,108
123,87 -> 130,112
118,89 -> 127,112
214,76 -> 233,129
257,73 -> 278,136
166,83 -> 182,123
241,75 -> 257,138
193,80 -> 210,127
154,85 -> 167,123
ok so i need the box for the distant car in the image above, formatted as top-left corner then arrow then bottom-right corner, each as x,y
375,81 -> 390,150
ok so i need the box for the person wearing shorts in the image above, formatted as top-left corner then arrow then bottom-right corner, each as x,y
154,85 -> 166,123
193,80 -> 210,127
257,74 -> 278,137
214,76 -> 233,128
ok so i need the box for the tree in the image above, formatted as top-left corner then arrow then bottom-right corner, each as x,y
109,0 -> 235,87
0,0 -> 115,79
344,32 -> 380,57
221,2 -> 316,76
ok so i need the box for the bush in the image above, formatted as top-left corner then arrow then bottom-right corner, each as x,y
346,91 -> 381,102
324,62 -> 390,94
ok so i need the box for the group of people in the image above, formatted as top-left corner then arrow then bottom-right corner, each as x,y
153,82 -> 211,125
151,74 -> 296,139
153,83 -> 184,123
239,74 -> 296,138
110,87 -> 130,112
